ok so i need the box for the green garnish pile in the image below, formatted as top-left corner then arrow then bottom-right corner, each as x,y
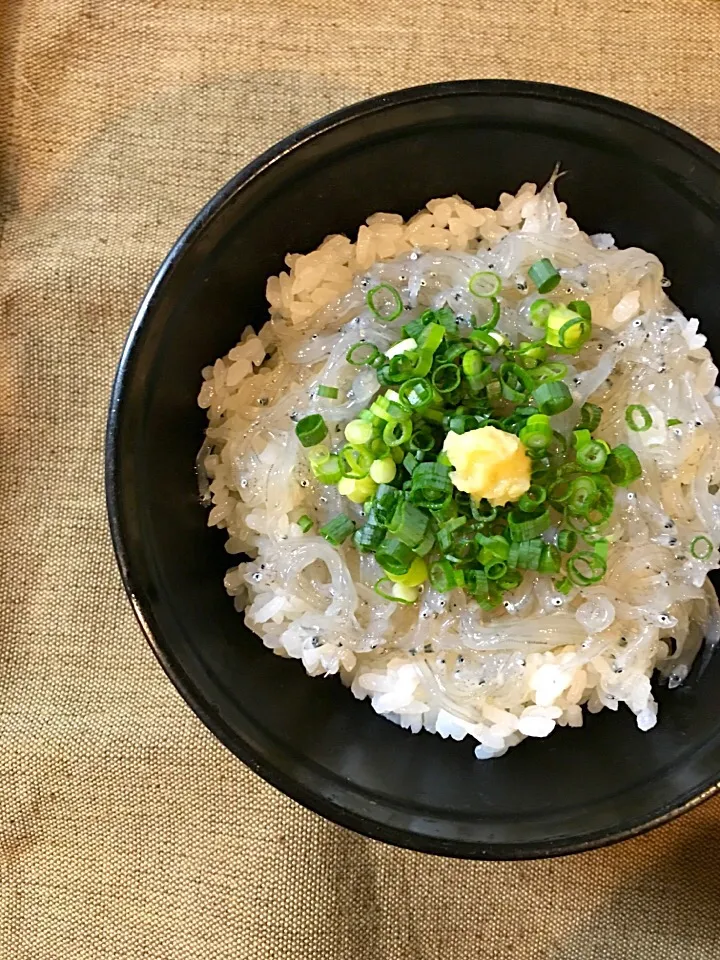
293,259 -> 644,607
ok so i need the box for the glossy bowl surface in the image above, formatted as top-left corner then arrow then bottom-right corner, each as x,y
107,80 -> 720,859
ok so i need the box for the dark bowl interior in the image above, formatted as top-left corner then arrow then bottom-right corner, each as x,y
107,80 -> 720,859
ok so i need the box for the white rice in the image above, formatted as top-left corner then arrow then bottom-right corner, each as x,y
197,179 -> 720,759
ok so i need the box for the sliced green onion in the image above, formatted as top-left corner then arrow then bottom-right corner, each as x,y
605,443 -> 642,486
528,258 -> 561,294
566,476 -> 599,516
410,426 -> 436,452
431,363 -> 462,394
690,535 -> 713,560
471,499 -> 497,524
567,551 -> 606,586
398,376 -> 433,410
437,517 -> 467,553
518,485 -> 547,512
625,404 -> 653,432
297,515 -> 313,533
369,437 -> 389,459
576,439 -> 609,473
539,544 -> 561,574
388,500 -> 430,549
295,414 -> 328,447
367,283 -> 403,322
410,462 -> 452,507
311,454 -> 342,484
386,352 -> 418,383
545,305 -> 591,352
558,316 -> 591,351
443,532 -> 478,564
519,413 -> 553,452
593,538 -> 609,562
414,530 -> 436,556
555,576 -> 573,595
433,306 -> 459,337
469,270 -> 501,298
499,362 -> 534,402
532,381 -> 573,415
344,419 -> 374,445
369,457 -> 397,484
338,475 -> 377,503
534,362 -> 568,383
462,349 -> 492,392
567,300 -> 592,322
476,297 -> 502,332
557,529 -> 577,553
317,385 -> 339,399
346,342 -> 380,365
507,538 -> 544,570
402,314 -> 430,339
429,558 -> 464,592
498,568 -> 523,591
469,329 -> 502,355
376,536 -> 414,576
369,395 -> 410,421
667,418 -> 682,427
386,555 -> 428,587
353,522 -> 385,552
449,415 -> 481,435
372,484 -> 401,524
548,477 -> 571,504
403,452 -> 418,475
417,322 -> 445,354
319,514 -> 354,545
383,419 -> 413,447
391,445 -> 405,464
476,534 -> 510,562
530,298 -> 553,327
374,577 -> 415,604
485,560 -> 508,580
579,402 -> 602,431
340,445 -> 373,478
508,507 -> 551,542
515,340 -> 547,369
441,342 -> 471,364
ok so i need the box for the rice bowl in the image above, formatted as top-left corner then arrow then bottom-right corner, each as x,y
197,175 -> 720,760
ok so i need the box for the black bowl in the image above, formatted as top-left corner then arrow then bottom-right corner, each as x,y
106,80 -> 720,859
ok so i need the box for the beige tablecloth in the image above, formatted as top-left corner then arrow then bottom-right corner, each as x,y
2,2 -> 720,957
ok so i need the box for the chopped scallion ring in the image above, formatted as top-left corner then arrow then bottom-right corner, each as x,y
690,535 -> 713,560
625,404 -> 653,432
369,457 -> 397,484
374,577 -> 415,604
557,529 -> 577,553
297,515 -> 313,533
468,271 -> 502,298
295,414 -> 328,447
567,300 -> 592,322
567,551 -> 606,586
344,419 -> 374,446
528,258 -> 561,294
319,515 -> 355,545
532,381 -> 573,415
530,298 -> 553,327
317,385 -> 339,399
579,402 -> 602,431
604,443 -> 642,486
367,283 -> 403,322
376,536 -> 414,576
346,341 -> 380,365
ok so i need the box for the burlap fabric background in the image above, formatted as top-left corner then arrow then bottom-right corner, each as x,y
2,1 -> 720,957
